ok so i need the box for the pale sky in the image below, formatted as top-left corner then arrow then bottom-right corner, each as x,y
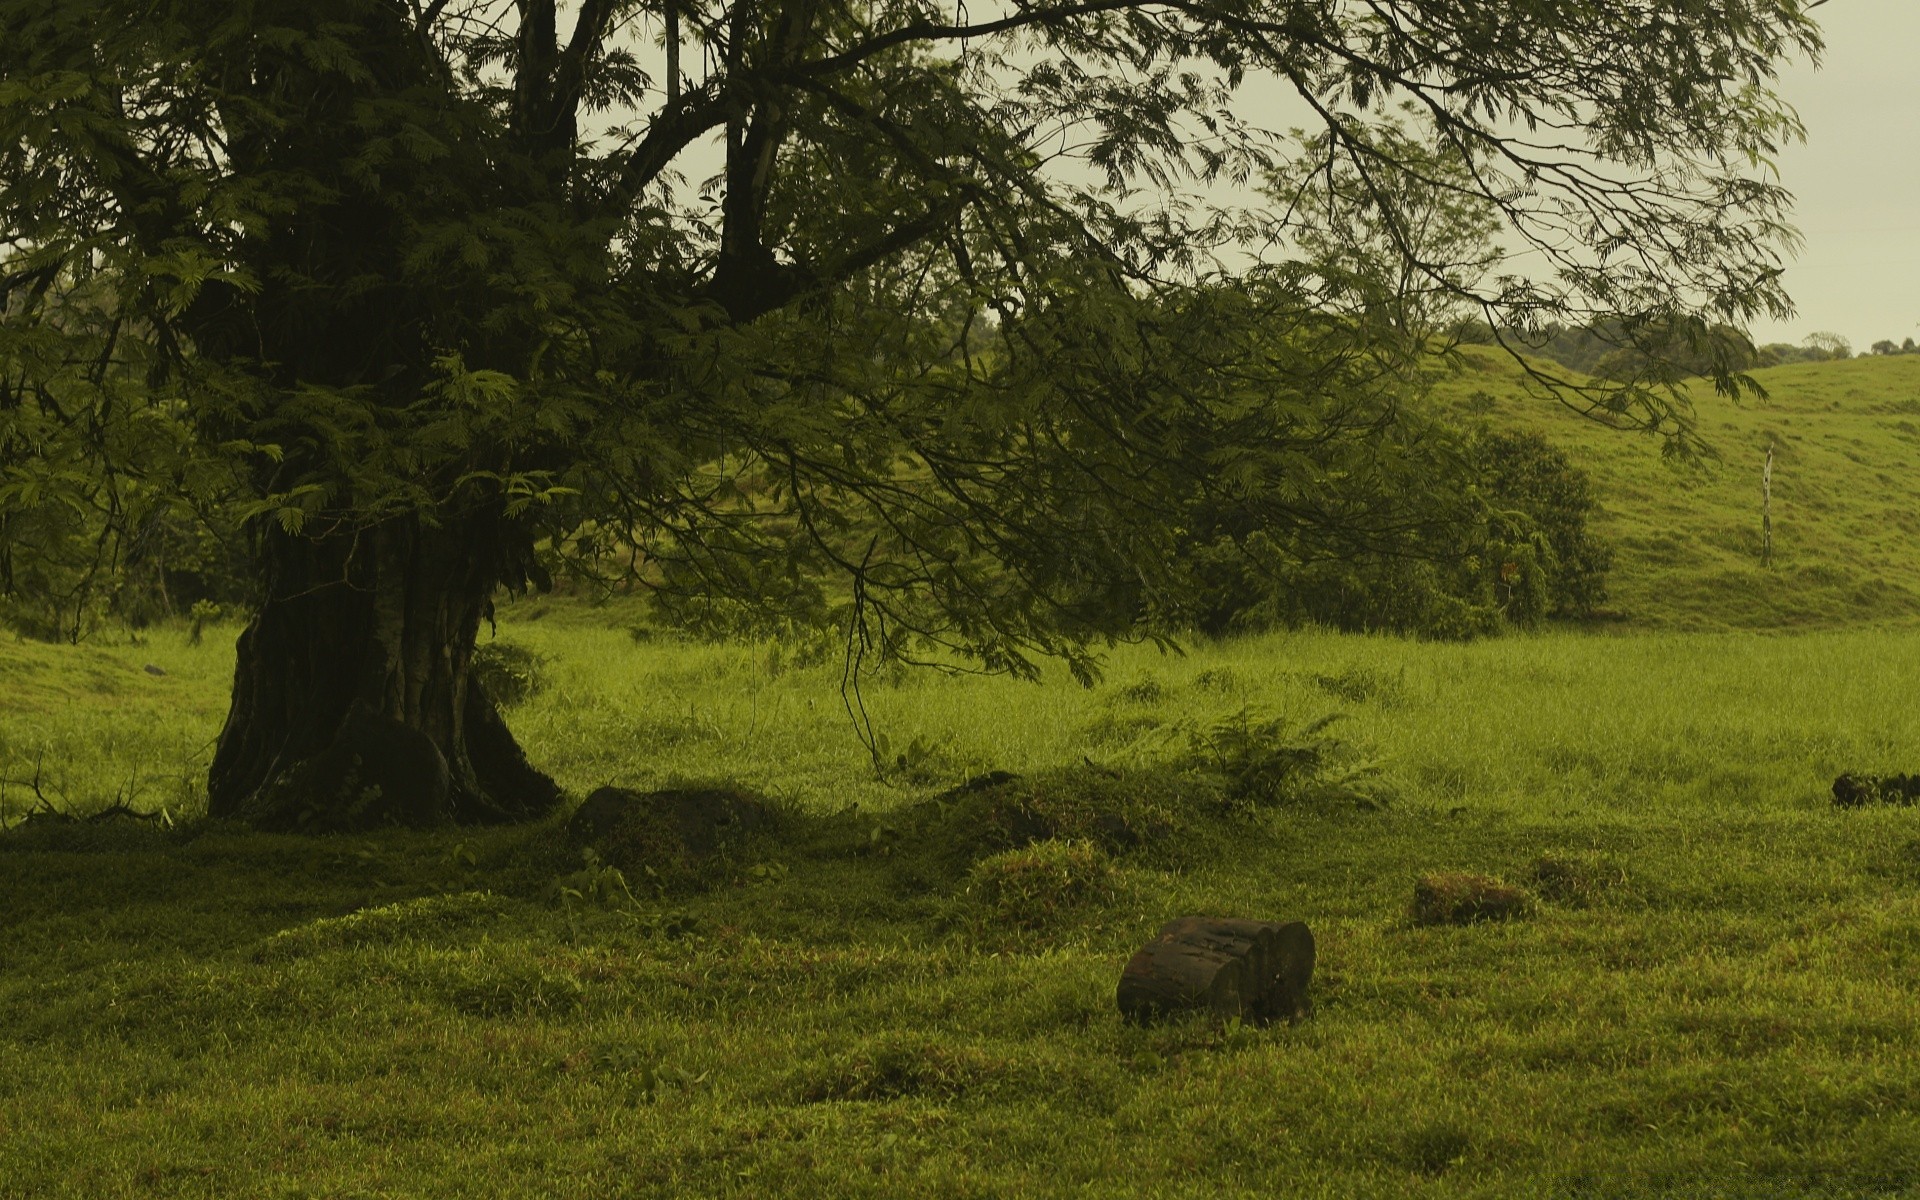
1749,0 -> 1920,350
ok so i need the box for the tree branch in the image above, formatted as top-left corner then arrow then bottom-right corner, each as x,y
598,81 -> 731,217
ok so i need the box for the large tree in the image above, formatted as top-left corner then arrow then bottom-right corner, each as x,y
0,0 -> 1818,828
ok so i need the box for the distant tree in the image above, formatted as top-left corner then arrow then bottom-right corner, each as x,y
1753,342 -> 1830,368
1588,320 -> 1758,383
1805,332 -> 1853,360
1904,338 -> 1917,355
1871,340 -> 1899,356
1,0 -> 1823,829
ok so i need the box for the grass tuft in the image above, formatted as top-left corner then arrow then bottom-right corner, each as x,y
1411,870 -> 1532,925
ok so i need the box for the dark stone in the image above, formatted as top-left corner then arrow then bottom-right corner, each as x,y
1833,773 -> 1920,808
142,663 -> 167,676
569,786 -> 771,875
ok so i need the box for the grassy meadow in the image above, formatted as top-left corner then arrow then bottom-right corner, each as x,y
1430,348 -> 1920,632
11,354 -> 1920,1196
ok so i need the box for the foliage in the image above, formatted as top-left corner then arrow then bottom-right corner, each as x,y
1473,431 -> 1614,620
1176,706 -> 1382,812
1178,424 -> 1611,639
470,639 -> 549,707
0,296 -> 251,639
0,0 -> 1820,684
1262,106 -> 1504,339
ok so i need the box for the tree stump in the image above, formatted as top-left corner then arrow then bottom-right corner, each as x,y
1116,916 -> 1315,1025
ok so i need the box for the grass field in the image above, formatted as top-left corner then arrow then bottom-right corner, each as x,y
1428,348 -> 1920,632
11,607 -> 1920,1196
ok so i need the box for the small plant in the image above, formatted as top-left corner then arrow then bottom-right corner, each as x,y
1115,674 -> 1168,704
1190,666 -> 1241,693
186,599 -> 222,647
1311,665 -> 1404,706
1180,707 -> 1382,811
873,730 -> 964,786
550,847 -> 637,909
470,640 -> 548,707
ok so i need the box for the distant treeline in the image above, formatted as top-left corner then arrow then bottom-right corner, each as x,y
1456,320 -> 1918,378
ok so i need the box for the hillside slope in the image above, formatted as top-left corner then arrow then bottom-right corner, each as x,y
1427,348 -> 1920,631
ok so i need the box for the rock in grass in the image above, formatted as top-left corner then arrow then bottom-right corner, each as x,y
1116,916 -> 1314,1025
568,785 -> 770,879
1411,872 -> 1530,926
1833,773 -> 1920,807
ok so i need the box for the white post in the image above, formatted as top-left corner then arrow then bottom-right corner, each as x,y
1761,442 -> 1773,567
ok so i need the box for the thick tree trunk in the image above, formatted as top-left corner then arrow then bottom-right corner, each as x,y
207,507 -> 561,831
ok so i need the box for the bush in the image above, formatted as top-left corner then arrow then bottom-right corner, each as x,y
1177,428 -> 1610,639
1474,431 -> 1611,620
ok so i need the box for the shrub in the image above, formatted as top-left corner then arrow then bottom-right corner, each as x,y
1176,428 -> 1610,638
1179,707 -> 1385,812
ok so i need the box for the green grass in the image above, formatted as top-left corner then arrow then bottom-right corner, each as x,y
11,352 -> 1920,1195
1430,348 -> 1920,631
12,618 -> 1920,1196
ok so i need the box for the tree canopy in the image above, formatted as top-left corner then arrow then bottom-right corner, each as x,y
0,0 -> 1823,827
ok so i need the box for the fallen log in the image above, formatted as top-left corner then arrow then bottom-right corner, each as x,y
1116,916 -> 1314,1025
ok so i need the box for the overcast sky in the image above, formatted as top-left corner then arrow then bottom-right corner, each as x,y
1750,0 -> 1920,350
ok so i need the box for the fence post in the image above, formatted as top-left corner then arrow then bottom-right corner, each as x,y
1761,442 -> 1773,567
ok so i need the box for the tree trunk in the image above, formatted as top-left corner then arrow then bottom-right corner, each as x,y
207,507 -> 561,832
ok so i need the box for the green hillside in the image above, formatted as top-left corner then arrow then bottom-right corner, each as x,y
1428,348 -> 1920,631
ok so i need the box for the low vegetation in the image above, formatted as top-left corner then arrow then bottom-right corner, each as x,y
10,603 -> 1920,1195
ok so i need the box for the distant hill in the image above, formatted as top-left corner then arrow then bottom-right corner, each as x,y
1425,347 -> 1920,631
